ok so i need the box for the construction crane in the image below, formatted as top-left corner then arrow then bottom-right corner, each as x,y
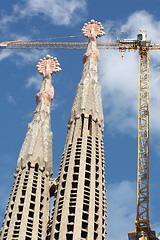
0,31 -> 160,240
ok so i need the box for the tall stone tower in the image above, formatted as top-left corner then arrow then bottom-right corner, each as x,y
49,20 -> 107,240
1,20 -> 107,240
1,55 -> 61,240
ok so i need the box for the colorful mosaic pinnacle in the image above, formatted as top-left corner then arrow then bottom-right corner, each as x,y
36,54 -> 61,76
82,19 -> 105,39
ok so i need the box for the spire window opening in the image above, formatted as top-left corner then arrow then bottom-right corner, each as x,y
35,163 -> 39,172
67,224 -> 74,232
72,182 -> 78,189
81,114 -> 85,137
17,213 -> 22,221
31,195 -> 36,202
83,204 -> 89,213
82,212 -> 89,221
7,220 -> 10,227
94,232 -> 98,239
74,160 -> 80,166
28,162 -> 31,170
85,172 -> 90,179
85,164 -> 91,172
82,221 -> 88,230
32,187 -> 36,194
86,157 -> 91,164
18,205 -> 23,212
88,115 -> 92,135
95,206 -> 99,213
73,174 -> 79,181
60,189 -> 65,196
66,233 -> 73,240
94,214 -> 99,222
55,223 -> 60,231
87,135 -> 92,141
81,230 -> 88,239
27,223 -> 32,228
84,199 -> 89,205
84,194 -> 90,201
62,181 -> 66,188
64,166 -> 68,172
54,232 -> 59,240
28,211 -> 34,218
74,166 -> 79,173
71,189 -> 77,194
84,180 -> 90,188
26,227 -> 32,233
63,173 -> 67,180
22,190 -> 26,196
96,190 -> 100,198
96,157 -> 99,165
87,144 -> 92,150
25,236 -> 32,240
94,223 -> 98,231
39,212 -> 43,219
68,215 -> 75,223
84,187 -> 90,194
69,207 -> 75,214
57,214 -> 62,222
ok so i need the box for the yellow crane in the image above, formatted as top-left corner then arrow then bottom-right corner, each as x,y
0,32 -> 160,239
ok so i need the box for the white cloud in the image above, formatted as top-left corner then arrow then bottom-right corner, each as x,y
0,46 -> 48,68
0,12 -> 14,32
100,10 -> 160,138
7,93 -> 16,105
0,0 -> 87,29
120,11 -> 160,42
15,49 -> 48,66
18,0 -> 87,25
25,74 -> 42,89
100,50 -> 138,135
0,49 -> 14,61
107,180 -> 160,239
107,181 -> 136,240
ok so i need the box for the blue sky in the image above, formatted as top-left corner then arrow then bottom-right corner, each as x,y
1,1 -> 160,239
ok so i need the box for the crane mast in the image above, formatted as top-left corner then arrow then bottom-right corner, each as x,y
136,47 -> 150,238
128,40 -> 156,239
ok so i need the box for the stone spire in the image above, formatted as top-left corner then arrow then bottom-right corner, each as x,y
1,55 -> 61,240
17,55 -> 61,175
70,19 -> 105,129
50,20 -> 106,240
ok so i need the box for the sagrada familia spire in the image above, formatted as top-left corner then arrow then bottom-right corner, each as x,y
1,20 -> 107,240
1,55 -> 61,240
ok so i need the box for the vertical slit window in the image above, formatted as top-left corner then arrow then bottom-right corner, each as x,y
81,114 -> 85,136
